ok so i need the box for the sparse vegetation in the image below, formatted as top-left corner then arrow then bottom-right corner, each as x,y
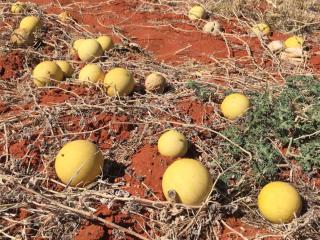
0,0 -> 319,239
220,75 -> 320,184
186,80 -> 213,102
208,0 -> 320,33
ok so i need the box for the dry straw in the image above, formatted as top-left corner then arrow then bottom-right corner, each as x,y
0,0 -> 319,239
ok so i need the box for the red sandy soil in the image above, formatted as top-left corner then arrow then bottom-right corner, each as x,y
12,0 -> 301,67
220,218 -> 282,240
1,0 -> 320,239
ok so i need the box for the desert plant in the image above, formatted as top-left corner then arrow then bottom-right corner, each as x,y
220,75 -> 320,184
186,80 -> 212,102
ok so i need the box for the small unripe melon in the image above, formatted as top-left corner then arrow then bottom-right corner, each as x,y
55,60 -> 74,78
267,40 -> 284,53
71,39 -> 85,55
284,36 -> 304,49
10,28 -> 34,46
158,129 -> 188,158
203,21 -> 221,35
220,93 -> 250,120
11,2 -> 25,14
145,72 -> 166,93
55,140 -> 104,187
77,39 -> 103,62
97,35 -> 114,51
251,23 -> 270,37
73,39 -> 85,51
19,16 -> 41,33
284,47 -> 304,58
104,67 -> 135,96
78,64 -> 104,83
162,158 -> 213,205
32,61 -> 64,87
258,181 -> 302,223
188,6 -> 206,20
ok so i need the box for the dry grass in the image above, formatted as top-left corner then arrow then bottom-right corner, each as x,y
0,0 -> 319,239
206,0 -> 320,33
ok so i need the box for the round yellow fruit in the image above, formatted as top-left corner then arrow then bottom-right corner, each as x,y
11,2 -> 25,14
10,28 -> 33,46
258,181 -> 302,223
162,158 -> 213,205
203,21 -> 221,35
78,64 -> 104,84
71,39 -> 85,55
19,16 -> 41,33
77,39 -> 103,62
32,61 -> 63,87
55,140 -> 104,187
97,35 -> 114,51
58,12 -> 72,22
158,129 -> 188,158
55,60 -> 74,78
267,40 -> 284,53
220,93 -> 250,120
188,5 -> 206,20
145,72 -> 166,93
72,39 -> 85,51
284,36 -> 304,49
251,23 -> 270,37
104,67 -> 134,96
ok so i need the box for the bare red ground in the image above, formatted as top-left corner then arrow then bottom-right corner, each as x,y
279,160 -> 320,189
130,144 -> 174,199
309,45 -> 320,70
75,204 -> 148,240
15,0 -> 278,65
220,218 -> 282,240
0,51 -> 24,80
177,98 -> 215,124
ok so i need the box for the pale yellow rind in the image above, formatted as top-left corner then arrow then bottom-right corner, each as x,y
55,140 -> 104,187
10,28 -> 34,46
97,35 -> 114,51
77,39 -> 103,62
145,72 -> 166,93
188,6 -> 206,20
251,23 -> 270,37
104,67 -> 134,96
73,39 -> 85,51
78,64 -> 104,84
203,21 -> 221,35
19,16 -> 41,33
284,36 -> 304,49
162,158 -> 213,205
267,40 -> 284,53
55,60 -> 74,78
11,2 -> 25,14
32,61 -> 64,87
258,181 -> 302,223
157,129 -> 188,158
220,93 -> 250,120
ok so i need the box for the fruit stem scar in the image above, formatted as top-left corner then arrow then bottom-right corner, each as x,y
168,189 -> 178,202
